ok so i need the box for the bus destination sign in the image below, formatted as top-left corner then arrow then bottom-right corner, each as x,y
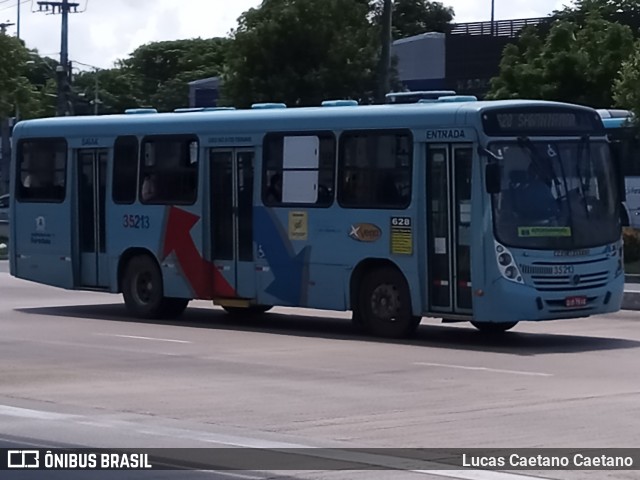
483,108 -> 603,136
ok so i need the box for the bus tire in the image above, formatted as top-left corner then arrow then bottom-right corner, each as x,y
122,255 -> 187,319
222,305 -> 272,316
470,321 -> 518,333
356,267 -> 418,338
162,297 -> 190,318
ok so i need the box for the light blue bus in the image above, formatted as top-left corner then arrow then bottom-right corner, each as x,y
9,99 -> 624,337
597,109 -> 640,229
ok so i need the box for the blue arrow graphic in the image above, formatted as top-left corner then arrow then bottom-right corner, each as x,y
254,207 -> 311,305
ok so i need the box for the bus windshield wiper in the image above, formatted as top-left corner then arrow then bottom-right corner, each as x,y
575,135 -> 591,218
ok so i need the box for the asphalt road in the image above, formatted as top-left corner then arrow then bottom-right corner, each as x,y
1,261 -> 639,480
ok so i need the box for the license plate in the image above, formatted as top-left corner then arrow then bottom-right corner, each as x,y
565,296 -> 587,307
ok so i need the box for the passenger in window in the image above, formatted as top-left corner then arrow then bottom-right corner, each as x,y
265,173 -> 282,204
141,173 -> 158,202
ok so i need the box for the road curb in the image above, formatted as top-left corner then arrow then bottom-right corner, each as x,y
622,291 -> 640,311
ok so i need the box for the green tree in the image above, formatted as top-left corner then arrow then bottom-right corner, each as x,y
613,40 -> 640,118
553,0 -> 640,29
222,0 -> 379,107
71,65 -> 142,115
0,35 -> 40,118
70,38 -> 229,115
391,0 -> 454,38
122,38 -> 229,111
487,15 -> 635,107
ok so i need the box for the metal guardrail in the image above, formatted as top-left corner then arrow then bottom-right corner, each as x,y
450,17 -> 546,37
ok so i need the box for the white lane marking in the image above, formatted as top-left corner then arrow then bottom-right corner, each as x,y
0,405 -> 549,479
414,362 -> 552,377
0,405 -> 77,420
95,334 -> 191,344
415,470 -> 549,480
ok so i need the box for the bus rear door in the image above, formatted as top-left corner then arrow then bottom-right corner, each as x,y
76,148 -> 109,288
209,148 -> 256,299
426,143 -> 474,316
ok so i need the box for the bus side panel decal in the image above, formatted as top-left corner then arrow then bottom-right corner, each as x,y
161,206 -> 236,298
255,207 -> 310,305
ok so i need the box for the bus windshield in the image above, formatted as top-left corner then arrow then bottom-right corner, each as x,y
490,140 -> 620,249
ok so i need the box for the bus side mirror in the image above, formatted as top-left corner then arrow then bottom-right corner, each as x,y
485,163 -> 501,194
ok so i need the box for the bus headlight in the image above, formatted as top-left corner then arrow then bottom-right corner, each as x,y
494,242 -> 524,284
505,266 -> 518,279
498,253 -> 512,266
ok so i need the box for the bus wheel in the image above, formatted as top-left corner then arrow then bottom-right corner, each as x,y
122,255 -> 187,319
357,267 -> 418,338
222,305 -> 272,316
162,298 -> 190,318
470,321 -> 518,333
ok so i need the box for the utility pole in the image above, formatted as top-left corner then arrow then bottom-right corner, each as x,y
17,0 -> 21,38
491,0 -> 495,36
93,72 -> 100,115
377,0 -> 393,103
37,0 -> 81,116
0,23 -> 16,195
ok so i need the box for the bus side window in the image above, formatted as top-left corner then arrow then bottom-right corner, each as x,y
139,135 -> 198,205
112,136 -> 138,204
16,139 -> 67,203
338,130 -> 412,209
262,132 -> 335,207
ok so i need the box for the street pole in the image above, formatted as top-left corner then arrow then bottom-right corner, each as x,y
59,0 -> 70,116
17,0 -> 21,38
37,1 -> 81,116
94,70 -> 99,115
377,0 -> 393,103
491,0 -> 495,36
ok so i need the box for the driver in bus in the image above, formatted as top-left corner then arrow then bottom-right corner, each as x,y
510,165 -> 558,221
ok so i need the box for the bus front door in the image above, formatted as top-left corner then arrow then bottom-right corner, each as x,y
76,149 -> 109,288
209,149 -> 256,299
426,144 -> 473,316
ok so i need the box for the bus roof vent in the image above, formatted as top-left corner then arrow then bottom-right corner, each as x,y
436,95 -> 478,103
125,108 -> 158,114
321,100 -> 359,107
251,103 -> 287,109
174,107 -> 236,113
174,107 -> 205,113
386,90 -> 456,104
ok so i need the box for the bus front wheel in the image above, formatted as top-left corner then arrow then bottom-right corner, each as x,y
122,255 -> 189,319
356,267 -> 420,338
470,321 -> 518,333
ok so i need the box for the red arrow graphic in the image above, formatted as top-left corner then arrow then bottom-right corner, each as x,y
162,207 -> 236,299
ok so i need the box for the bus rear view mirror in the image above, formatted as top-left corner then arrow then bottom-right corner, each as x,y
485,163 -> 501,194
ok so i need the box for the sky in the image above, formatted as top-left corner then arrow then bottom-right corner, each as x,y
1,0 -> 570,70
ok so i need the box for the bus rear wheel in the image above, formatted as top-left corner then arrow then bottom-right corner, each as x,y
122,255 -> 189,319
470,321 -> 518,333
356,267 -> 420,338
